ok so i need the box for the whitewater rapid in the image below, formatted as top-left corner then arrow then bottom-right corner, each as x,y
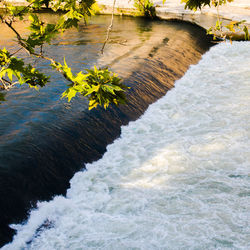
4,42 -> 250,249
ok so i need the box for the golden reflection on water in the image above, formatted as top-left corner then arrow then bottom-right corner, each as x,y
0,13 -> 210,79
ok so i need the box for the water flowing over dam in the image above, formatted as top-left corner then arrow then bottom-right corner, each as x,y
0,14 -> 214,246
3,41 -> 250,250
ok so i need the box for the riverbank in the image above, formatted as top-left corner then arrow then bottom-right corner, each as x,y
2,0 -> 250,30
98,0 -> 250,28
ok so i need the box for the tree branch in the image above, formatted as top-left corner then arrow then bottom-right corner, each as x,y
16,2 -> 34,17
0,78 -> 18,90
101,0 -> 116,54
1,16 -> 75,86
10,47 -> 24,57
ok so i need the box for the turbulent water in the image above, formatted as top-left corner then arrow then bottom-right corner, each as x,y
3,42 -> 249,249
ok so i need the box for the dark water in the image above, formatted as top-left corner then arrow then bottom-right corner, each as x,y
0,14 -> 213,246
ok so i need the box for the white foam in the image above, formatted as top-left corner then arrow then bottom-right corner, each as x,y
3,42 -> 250,250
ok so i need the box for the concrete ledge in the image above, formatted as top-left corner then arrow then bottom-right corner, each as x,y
97,0 -> 250,29
2,0 -> 250,31
97,0 -> 250,40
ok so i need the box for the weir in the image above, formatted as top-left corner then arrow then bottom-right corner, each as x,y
0,15 -> 213,246
4,41 -> 250,250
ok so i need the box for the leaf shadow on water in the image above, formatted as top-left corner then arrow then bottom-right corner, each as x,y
0,92 -> 6,103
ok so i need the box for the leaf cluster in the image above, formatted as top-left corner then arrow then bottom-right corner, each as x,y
207,18 -> 249,41
225,20 -> 249,40
181,0 -> 211,10
181,0 -> 233,11
84,67 -> 129,110
0,48 -> 49,89
134,0 -> 156,18
53,60 -> 129,110
182,1 -> 249,41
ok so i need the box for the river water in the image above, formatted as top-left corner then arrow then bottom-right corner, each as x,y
0,14 -> 214,246
3,41 -> 250,249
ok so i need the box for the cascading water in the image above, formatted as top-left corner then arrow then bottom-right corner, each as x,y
0,15 -> 213,246
3,42 -> 250,249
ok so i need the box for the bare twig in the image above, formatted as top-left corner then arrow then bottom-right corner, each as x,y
0,78 -> 7,90
2,18 -> 49,61
40,44 -> 43,55
216,1 -> 222,33
137,0 -> 146,13
15,2 -> 34,17
10,47 -> 24,56
0,78 -> 18,90
101,0 -> 116,54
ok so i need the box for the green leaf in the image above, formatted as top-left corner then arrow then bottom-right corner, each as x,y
84,84 -> 100,96
7,69 -> 13,81
243,26 -> 249,41
88,99 -> 98,110
62,87 -> 77,102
